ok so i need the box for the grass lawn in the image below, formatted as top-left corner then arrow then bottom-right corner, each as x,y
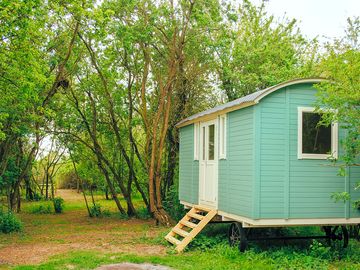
0,190 -> 359,270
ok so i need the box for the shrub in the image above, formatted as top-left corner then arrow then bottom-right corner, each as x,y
88,204 -> 111,218
309,240 -> 332,260
89,204 -> 102,217
31,204 -> 52,214
0,211 -> 22,233
102,209 -> 111,217
32,193 -> 44,201
53,197 -> 64,213
163,185 -> 186,221
188,234 -> 225,251
137,206 -> 151,219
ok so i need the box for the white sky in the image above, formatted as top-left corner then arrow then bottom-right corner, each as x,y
252,0 -> 360,41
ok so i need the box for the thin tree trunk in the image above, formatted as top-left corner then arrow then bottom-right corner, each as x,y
50,176 -> 55,199
45,173 -> 49,200
69,150 -> 91,217
90,186 -> 96,206
78,34 -> 138,215
69,87 -> 127,215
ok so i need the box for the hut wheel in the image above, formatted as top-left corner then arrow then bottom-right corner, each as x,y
324,226 -> 349,248
228,222 -> 248,252
340,226 -> 349,248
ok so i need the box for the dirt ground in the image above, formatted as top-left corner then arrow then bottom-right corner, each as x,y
0,190 -> 168,266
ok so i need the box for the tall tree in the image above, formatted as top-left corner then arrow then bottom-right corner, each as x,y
216,0 -> 318,100
0,0 -> 80,211
316,17 -> 360,205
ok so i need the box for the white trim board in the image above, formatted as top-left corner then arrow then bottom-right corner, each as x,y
297,106 -> 338,160
180,201 -> 360,228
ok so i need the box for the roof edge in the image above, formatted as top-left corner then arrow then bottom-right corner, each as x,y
252,78 -> 326,103
176,77 -> 327,128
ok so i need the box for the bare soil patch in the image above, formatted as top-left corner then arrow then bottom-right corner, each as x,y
0,190 -> 168,266
95,263 -> 172,270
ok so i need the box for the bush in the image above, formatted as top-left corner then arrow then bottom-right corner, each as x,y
31,204 -> 52,214
53,197 -> 64,213
188,234 -> 225,251
309,240 -> 332,260
32,193 -> 44,201
137,206 -> 151,219
89,204 -> 102,217
88,204 -> 111,218
163,185 -> 185,221
0,211 -> 22,233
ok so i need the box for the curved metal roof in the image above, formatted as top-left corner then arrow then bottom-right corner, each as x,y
176,78 -> 325,127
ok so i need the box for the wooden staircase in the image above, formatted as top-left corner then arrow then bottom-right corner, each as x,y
165,205 -> 217,252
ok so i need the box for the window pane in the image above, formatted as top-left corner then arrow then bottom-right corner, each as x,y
202,126 -> 206,160
302,112 -> 331,154
194,124 -> 198,159
221,117 -> 225,155
208,124 -> 215,160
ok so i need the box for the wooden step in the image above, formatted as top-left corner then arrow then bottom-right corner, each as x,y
180,220 -> 197,229
173,227 -> 189,238
165,206 -> 218,252
194,205 -> 213,212
165,235 -> 181,245
188,212 -> 204,220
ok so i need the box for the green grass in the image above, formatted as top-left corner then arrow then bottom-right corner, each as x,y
1,191 -> 360,270
10,242 -> 360,270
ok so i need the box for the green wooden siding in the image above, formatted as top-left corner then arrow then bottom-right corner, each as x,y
350,166 -> 360,218
257,83 -> 360,219
256,89 -> 287,218
218,107 -> 254,218
179,81 -> 360,220
179,124 -> 199,204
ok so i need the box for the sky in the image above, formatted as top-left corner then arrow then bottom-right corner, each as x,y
252,0 -> 360,41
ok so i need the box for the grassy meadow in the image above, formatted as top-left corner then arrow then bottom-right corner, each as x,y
0,189 -> 359,270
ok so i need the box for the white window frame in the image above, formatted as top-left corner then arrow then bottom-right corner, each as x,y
297,107 -> 338,160
219,114 -> 227,160
194,122 -> 200,160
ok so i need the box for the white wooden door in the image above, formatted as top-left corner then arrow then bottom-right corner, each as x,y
199,119 -> 218,208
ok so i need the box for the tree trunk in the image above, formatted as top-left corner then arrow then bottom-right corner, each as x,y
163,129 -> 178,196
69,151 -> 91,217
50,176 -> 55,199
90,186 -> 96,206
45,173 -> 49,200
24,175 -> 34,200
97,158 -> 126,215
69,87 -> 127,215
78,34 -> 141,216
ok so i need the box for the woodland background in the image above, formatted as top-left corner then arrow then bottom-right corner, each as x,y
0,0 -> 359,225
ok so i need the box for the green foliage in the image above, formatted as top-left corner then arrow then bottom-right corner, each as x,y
52,197 -> 64,213
89,204 -> 102,218
163,185 -> 186,221
88,204 -> 111,218
316,17 -> 360,206
216,0 -> 318,101
31,205 -> 53,214
331,192 -> 351,203
353,199 -> 360,209
316,17 -> 360,164
31,193 -> 44,202
309,240 -> 332,260
188,234 -> 224,251
0,210 -> 22,233
136,206 -> 151,220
